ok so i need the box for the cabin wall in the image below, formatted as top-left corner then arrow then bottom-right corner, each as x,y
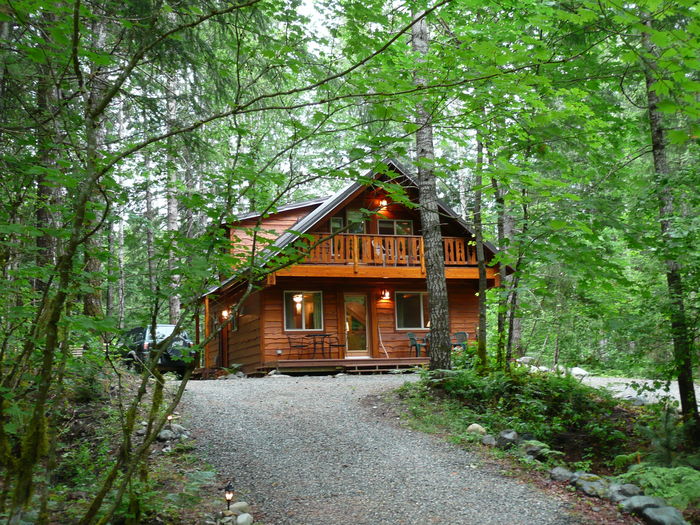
231,206 -> 317,258
257,279 -> 478,362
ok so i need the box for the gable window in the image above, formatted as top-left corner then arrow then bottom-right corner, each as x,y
395,291 -> 429,329
330,217 -> 344,233
378,219 -> 413,235
346,210 -> 366,233
284,291 -> 323,331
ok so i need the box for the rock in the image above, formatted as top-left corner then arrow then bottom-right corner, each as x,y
157,429 -> 176,441
162,445 -> 172,453
609,483 -> 643,503
640,506 -> 689,525
495,429 -> 519,449
550,466 -> 574,482
135,428 -> 146,436
537,366 -> 551,372
236,513 -> 254,525
230,502 -> 251,514
222,510 -> 235,517
572,472 -> 610,498
140,420 -> 148,426
521,440 -> 548,459
481,434 -> 496,447
171,423 -> 187,435
335,373 -> 347,377
516,356 -> 535,364
235,371 -> 246,378
621,495 -> 666,514
570,366 -> 589,378
220,517 -> 234,524
466,423 -> 486,435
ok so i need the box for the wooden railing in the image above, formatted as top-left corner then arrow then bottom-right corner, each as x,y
299,234 -> 475,268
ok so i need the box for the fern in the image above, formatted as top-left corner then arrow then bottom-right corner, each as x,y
617,463 -> 700,510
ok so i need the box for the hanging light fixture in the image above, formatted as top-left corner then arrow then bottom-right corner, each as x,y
221,308 -> 230,320
292,293 -> 303,303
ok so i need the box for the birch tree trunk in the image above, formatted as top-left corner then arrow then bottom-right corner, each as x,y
473,139 -> 488,371
642,25 -> 699,434
412,13 -> 451,370
166,81 -> 180,324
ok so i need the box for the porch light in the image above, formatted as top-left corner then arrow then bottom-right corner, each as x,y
380,289 -> 391,300
224,481 -> 234,509
379,198 -> 389,208
221,308 -> 230,320
292,294 -> 303,303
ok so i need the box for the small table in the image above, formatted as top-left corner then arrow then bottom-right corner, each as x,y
305,333 -> 331,358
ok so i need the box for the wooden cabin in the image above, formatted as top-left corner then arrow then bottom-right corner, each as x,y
202,160 -> 502,374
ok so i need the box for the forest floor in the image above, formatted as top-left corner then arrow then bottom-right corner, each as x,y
181,375 -> 643,525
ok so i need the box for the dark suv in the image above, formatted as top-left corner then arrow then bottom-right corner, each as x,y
122,324 -> 195,376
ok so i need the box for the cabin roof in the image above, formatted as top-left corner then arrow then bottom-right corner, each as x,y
234,197 -> 326,222
204,158 -> 500,296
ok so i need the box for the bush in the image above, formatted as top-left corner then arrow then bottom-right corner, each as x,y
616,464 -> 700,510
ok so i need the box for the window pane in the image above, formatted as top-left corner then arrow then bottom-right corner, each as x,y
285,292 -> 303,329
347,210 -> 365,233
377,220 -> 394,235
304,292 -> 322,330
396,220 -> 413,235
397,292 -> 424,328
330,217 -> 344,233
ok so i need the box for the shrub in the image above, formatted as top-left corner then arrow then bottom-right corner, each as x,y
616,464 -> 700,510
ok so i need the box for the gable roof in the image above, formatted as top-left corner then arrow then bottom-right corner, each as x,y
204,158 -> 500,296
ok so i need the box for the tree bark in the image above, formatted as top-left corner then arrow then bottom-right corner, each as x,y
473,139 -> 488,372
490,174 -> 506,370
412,13 -> 451,370
642,25 -> 699,433
166,81 -> 180,324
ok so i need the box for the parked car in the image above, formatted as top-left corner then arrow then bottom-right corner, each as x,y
122,324 -> 196,376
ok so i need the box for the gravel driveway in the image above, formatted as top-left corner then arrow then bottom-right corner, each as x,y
182,375 -> 580,525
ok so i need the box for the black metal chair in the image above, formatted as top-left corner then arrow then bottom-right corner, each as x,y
287,335 -> 307,359
326,336 -> 346,358
407,332 -> 427,357
453,331 -> 468,351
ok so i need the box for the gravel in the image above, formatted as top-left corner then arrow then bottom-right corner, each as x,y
582,376 -> 700,407
182,375 -> 580,525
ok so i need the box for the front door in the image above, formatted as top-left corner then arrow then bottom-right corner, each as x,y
344,294 -> 370,358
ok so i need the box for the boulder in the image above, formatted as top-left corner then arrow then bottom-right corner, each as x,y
466,423 -> 487,435
549,466 -> 574,482
516,356 -> 535,364
236,513 -> 254,525
481,434 -> 496,447
609,483 -> 643,503
157,429 -> 176,441
230,502 -> 251,514
495,429 -> 519,449
621,495 -> 666,514
521,440 -> 548,459
135,428 -> 146,436
171,423 -> 187,435
640,506 -> 689,525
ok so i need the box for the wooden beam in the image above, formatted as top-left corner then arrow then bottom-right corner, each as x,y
352,235 -> 359,273
419,238 -> 425,275
204,296 -> 210,338
266,272 -> 276,286
276,264 -> 497,280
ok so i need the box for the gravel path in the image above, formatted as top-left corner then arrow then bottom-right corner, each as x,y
582,376 -> 700,407
182,375 -> 580,525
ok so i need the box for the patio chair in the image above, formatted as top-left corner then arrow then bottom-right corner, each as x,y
287,335 -> 307,359
452,331 -> 468,351
407,332 -> 427,357
326,336 -> 346,358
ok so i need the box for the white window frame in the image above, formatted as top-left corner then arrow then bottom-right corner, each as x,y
378,219 -> 413,235
283,290 -> 324,331
330,217 -> 344,233
395,291 -> 429,330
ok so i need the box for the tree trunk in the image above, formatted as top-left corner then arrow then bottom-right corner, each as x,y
412,13 -> 451,370
473,139 -> 488,372
491,175 -> 506,370
166,82 -> 180,324
642,25 -> 699,433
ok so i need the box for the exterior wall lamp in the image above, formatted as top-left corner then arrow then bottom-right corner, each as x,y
221,308 -> 230,320
380,289 -> 391,300
379,198 -> 388,208
224,480 -> 234,509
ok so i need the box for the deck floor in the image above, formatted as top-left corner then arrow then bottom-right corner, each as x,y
260,357 -> 429,374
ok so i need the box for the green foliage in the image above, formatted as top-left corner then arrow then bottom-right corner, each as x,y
405,368 -> 634,464
616,464 -> 700,510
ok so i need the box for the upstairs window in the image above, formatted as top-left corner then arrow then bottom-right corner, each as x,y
346,210 -> 366,233
378,219 -> 413,235
330,217 -> 344,233
395,291 -> 429,329
284,291 -> 323,331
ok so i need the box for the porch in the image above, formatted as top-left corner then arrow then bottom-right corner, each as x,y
258,356 -> 429,375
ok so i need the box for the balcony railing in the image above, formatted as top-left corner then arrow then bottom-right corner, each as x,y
299,234 -> 475,270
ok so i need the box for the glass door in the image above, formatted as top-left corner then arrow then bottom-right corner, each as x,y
344,294 -> 369,358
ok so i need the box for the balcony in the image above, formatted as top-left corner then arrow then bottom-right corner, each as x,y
301,234 -> 475,270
